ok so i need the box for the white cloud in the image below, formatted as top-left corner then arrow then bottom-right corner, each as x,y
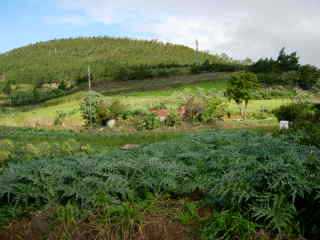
55,0 -> 320,65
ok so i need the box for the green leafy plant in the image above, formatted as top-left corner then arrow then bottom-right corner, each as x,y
225,71 -> 259,119
201,211 -> 257,240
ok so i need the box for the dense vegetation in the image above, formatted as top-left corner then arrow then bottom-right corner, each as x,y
0,131 -> 319,239
0,37 -> 229,86
250,48 -> 320,90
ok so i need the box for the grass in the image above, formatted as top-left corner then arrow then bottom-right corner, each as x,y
0,126 -> 186,152
0,74 -> 292,129
0,37 -> 228,85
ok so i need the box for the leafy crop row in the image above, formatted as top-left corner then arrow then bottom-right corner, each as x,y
0,131 -> 319,238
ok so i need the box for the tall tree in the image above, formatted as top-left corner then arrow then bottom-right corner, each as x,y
225,72 -> 259,119
277,48 -> 300,72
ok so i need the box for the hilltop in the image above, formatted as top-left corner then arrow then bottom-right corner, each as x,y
0,37 -> 230,86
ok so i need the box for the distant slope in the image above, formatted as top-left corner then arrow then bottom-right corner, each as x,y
0,37 -> 228,85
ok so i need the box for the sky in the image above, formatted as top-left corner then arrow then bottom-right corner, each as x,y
1,0 -> 320,65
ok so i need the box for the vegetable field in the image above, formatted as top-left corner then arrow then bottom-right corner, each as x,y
0,130 -> 319,239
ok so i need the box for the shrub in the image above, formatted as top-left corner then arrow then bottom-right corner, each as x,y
273,102 -> 316,123
9,89 -> 65,106
150,102 -> 168,111
202,97 -> 226,122
0,150 -> 10,166
95,100 -> 127,126
298,65 -> 320,90
58,80 -> 68,91
54,111 -> 68,126
164,110 -> 182,127
190,61 -> 245,74
114,66 -> 131,81
2,81 -> 13,95
182,96 -> 206,122
135,112 -> 161,130
80,91 -> 103,126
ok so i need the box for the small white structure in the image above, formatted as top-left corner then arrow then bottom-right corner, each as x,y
280,121 -> 289,130
107,119 -> 116,129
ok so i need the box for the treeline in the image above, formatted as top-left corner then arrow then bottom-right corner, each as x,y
249,48 -> 320,90
190,60 -> 246,74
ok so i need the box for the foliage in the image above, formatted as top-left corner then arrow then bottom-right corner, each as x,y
202,97 -> 226,122
0,131 -> 319,238
2,80 -> 13,95
135,112 -> 162,130
190,60 -> 245,74
201,211 -> 257,240
9,88 -> 65,106
252,194 -> 297,235
182,96 -> 207,122
0,37 -> 229,86
96,100 -> 126,126
250,58 -> 276,73
277,48 -> 300,72
251,48 -> 320,90
225,72 -> 259,119
54,110 -> 75,126
251,48 -> 299,74
298,64 -> 320,90
80,91 -> 103,126
164,110 -> 182,127
273,102 -> 316,123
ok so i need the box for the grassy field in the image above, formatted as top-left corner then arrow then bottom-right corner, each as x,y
0,37 -> 230,86
0,73 -> 293,129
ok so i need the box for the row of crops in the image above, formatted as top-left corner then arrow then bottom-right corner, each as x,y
0,130 -> 320,239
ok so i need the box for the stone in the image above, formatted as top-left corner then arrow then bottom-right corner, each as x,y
121,144 -> 140,150
107,119 -> 116,128
280,120 -> 289,130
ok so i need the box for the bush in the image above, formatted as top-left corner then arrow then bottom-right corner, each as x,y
80,91 -> 103,126
135,112 -> 161,130
9,89 -> 65,106
190,61 -> 245,74
298,65 -> 320,90
182,96 -> 206,122
96,100 -> 126,126
164,111 -> 182,127
54,111 -> 68,126
273,102 -> 316,123
202,97 -> 226,122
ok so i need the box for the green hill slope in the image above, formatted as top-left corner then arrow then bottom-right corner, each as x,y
0,37 -> 227,85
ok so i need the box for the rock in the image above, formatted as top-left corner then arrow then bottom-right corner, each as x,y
107,119 -> 116,128
121,144 -> 140,150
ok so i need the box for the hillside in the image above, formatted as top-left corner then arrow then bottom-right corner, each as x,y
0,37 -> 228,85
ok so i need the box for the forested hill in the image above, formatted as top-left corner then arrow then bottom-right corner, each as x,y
0,37 -> 228,85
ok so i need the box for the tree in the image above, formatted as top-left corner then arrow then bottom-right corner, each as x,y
277,48 -> 300,72
58,80 -> 68,91
225,72 -> 259,119
298,65 -> 320,90
2,80 -> 13,95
